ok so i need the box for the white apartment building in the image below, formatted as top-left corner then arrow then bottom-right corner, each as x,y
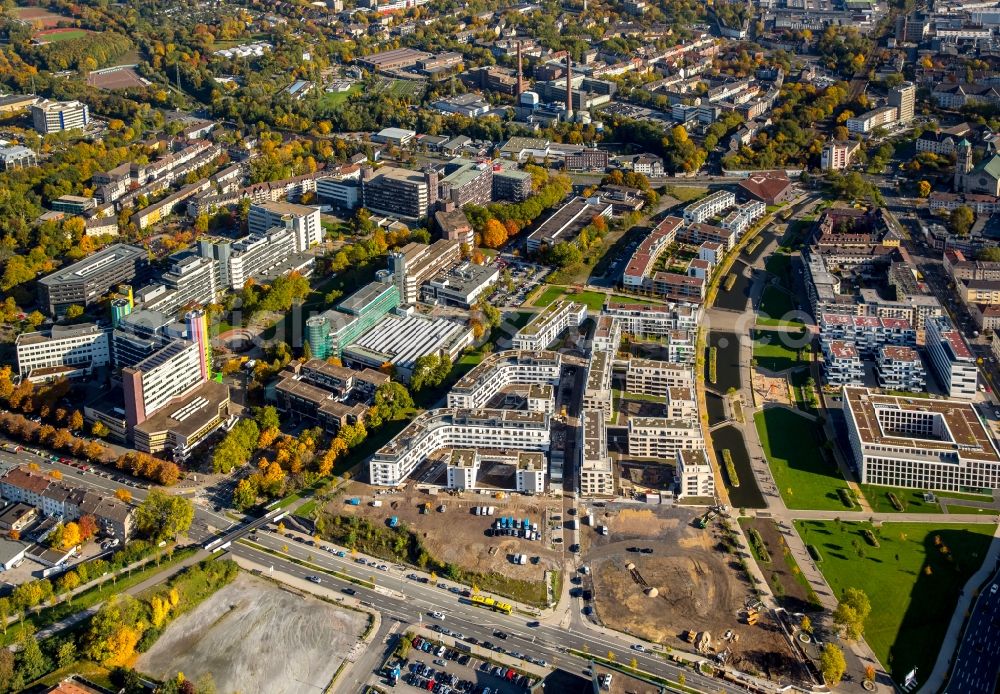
682,190 -> 736,224
719,199 -> 766,237
592,315 -> 622,355
580,410 -> 614,497
369,409 -> 550,486
582,350 -> 614,421
877,345 -> 926,392
666,386 -> 698,419
516,451 -> 546,493
846,106 -> 898,135
602,302 -> 700,338
889,82 -> 916,124
819,314 -> 916,356
31,99 -> 89,134
677,449 -> 715,499
15,323 -> 110,382
511,300 -> 587,351
527,384 -> 554,414
822,340 -> 865,387
446,449 -> 479,489
248,202 -> 323,253
447,350 -> 562,409
625,358 -> 694,397
627,417 -> 704,458
925,316 -> 978,398
843,387 -> 1000,492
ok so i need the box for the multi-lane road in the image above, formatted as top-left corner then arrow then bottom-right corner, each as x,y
229,526 -> 756,694
945,571 -> 1000,694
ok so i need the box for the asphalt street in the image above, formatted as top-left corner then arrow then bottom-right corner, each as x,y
229,527 -> 751,694
944,572 -> 1000,694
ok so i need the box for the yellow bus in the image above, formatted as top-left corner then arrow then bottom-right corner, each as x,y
470,594 -> 513,615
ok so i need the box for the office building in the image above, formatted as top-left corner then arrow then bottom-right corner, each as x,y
889,82 -> 916,124
676,449 -> 714,499
876,345 -> 926,392
15,323 -> 110,382
682,190 -> 736,224
422,261 -> 498,308
51,195 -> 95,215
438,158 -> 493,208
493,168 -> 533,202
31,99 -> 89,134
925,316 -> 978,398
131,379 -> 232,460
248,202 -> 323,252
526,197 -> 613,254
199,227 -> 307,291
361,165 -> 435,219
627,417 -> 704,458
388,239 -> 461,304
369,409 -> 550,485
434,208 -> 475,247
846,106 -> 898,135
511,300 -> 587,351
135,254 -> 218,316
305,281 -> 401,360
38,244 -> 146,316
274,359 -> 386,434
448,350 -> 561,409
316,174 -> 361,210
342,312 -> 473,381
625,358 -> 694,397
0,144 -> 36,170
843,387 -> 1000,492
579,410 -> 614,497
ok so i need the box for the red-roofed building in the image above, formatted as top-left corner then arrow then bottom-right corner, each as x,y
738,171 -> 795,205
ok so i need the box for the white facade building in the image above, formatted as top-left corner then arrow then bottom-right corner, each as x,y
248,202 -> 323,253
625,358 -> 694,397
876,345 -> 926,392
447,350 -> 561,409
627,417 -> 705,458
511,300 -> 587,351
15,324 -> 110,382
31,99 -> 89,134
676,449 -> 715,498
925,316 -> 978,398
580,410 -> 614,497
682,190 -> 736,224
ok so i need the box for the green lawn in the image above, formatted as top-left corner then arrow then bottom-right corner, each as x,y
794,520 -> 996,684
664,185 -> 709,203
758,286 -> 799,324
533,285 -> 661,311
752,329 -> 809,372
317,84 -> 363,111
612,388 -> 663,403
764,253 -> 794,289
506,311 -> 534,330
37,29 -> 89,42
754,407 -> 848,510
860,485 -> 944,514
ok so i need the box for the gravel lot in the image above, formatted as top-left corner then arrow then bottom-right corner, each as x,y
138,573 -> 367,693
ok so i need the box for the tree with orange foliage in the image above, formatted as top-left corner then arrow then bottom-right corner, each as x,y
482,219 -> 508,249
78,514 -> 98,540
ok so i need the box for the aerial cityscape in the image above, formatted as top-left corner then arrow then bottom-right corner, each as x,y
2,0 -> 1000,692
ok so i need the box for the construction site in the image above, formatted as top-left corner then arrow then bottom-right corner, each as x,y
585,506 -> 804,682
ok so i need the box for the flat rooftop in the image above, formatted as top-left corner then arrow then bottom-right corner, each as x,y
39,243 -> 145,287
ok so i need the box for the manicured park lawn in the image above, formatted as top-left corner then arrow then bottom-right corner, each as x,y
664,185 -> 709,202
754,407 -> 848,510
37,28 -> 89,42
860,485 -> 944,514
794,519 -> 996,684
757,286 -> 801,326
752,329 -> 809,372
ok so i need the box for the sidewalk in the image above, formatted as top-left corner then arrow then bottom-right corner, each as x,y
918,523 -> 1000,694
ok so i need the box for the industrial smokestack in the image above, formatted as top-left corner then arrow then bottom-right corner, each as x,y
565,53 -> 573,117
516,41 -> 524,96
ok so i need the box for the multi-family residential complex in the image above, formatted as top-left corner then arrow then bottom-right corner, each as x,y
389,239 -> 462,304
876,345 -> 927,392
682,190 -> 736,224
625,358 -> 694,397
447,350 -> 562,409
627,417 -> 704,458
0,467 -> 134,541
248,202 -> 323,252
511,300 -> 587,351
361,165 -> 436,219
369,409 -> 550,485
719,200 -> 766,236
602,301 -> 699,338
38,244 -> 146,316
15,323 -> 111,383
579,410 -> 614,497
846,106 -> 898,134
621,216 -> 683,291
819,314 -> 916,356
676,449 -> 715,499
925,316 -> 978,398
822,340 -> 864,387
843,387 -> 1000,492
592,315 -> 622,354
31,99 -> 89,134
582,350 -> 614,420
821,140 -> 861,171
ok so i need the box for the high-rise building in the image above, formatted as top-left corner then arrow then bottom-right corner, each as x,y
361,165 -> 435,219
889,82 -> 916,124
31,99 -> 89,134
388,239 -> 461,304
305,281 -> 401,359
136,254 -> 218,316
925,316 -> 978,398
38,244 -> 146,317
248,202 -> 323,252
438,158 -> 493,208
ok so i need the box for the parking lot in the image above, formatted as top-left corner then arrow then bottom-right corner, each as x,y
486,256 -> 548,308
389,632 -> 540,694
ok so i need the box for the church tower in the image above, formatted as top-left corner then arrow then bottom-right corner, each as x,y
955,138 -> 973,192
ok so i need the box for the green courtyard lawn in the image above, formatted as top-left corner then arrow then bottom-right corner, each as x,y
532,285 -> 661,312
664,185 -> 709,203
794,519 -> 996,685
754,407 -> 848,510
752,329 -> 809,372
757,286 -> 802,327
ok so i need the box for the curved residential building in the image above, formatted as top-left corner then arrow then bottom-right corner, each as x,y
447,350 -> 561,409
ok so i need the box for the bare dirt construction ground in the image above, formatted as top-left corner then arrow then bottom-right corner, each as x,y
137,573 -> 366,693
334,481 -> 563,582
13,6 -> 68,26
588,507 -> 802,682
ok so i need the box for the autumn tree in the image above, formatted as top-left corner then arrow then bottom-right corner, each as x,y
918,180 -> 931,198
833,587 -> 871,640
69,410 -> 84,431
820,644 -> 846,685
115,488 -> 132,504
134,490 -> 194,541
482,219 -> 508,249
